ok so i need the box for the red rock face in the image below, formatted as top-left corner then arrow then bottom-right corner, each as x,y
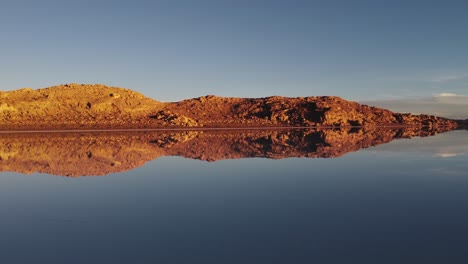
0,127 -> 456,177
0,84 -> 459,130
160,95 -> 458,128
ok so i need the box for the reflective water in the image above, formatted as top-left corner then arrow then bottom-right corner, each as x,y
0,128 -> 467,263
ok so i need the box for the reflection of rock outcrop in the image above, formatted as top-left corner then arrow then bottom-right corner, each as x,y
0,127 -> 456,177
0,132 -> 163,176
456,119 -> 468,127
155,126 -> 455,161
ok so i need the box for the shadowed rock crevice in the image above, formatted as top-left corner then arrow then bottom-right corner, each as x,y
0,126 -> 456,177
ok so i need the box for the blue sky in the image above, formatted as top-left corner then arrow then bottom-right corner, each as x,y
1,0 -> 468,105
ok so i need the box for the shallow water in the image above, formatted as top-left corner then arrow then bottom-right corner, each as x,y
0,128 -> 467,263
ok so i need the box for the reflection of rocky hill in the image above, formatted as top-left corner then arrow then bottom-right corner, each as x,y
0,132 -> 163,176
0,127 -> 456,177
155,127 -> 455,161
456,119 -> 468,127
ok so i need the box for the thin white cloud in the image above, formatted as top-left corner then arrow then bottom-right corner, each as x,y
427,73 -> 468,83
382,71 -> 468,84
434,153 -> 462,158
362,93 -> 468,119
433,93 -> 468,105
435,92 -> 459,97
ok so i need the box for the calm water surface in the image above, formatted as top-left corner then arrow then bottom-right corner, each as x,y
0,129 -> 467,263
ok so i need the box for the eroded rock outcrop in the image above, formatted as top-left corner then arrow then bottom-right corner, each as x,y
161,95 -> 457,128
0,127 -> 456,176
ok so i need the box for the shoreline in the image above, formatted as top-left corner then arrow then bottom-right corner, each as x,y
0,124 -> 460,134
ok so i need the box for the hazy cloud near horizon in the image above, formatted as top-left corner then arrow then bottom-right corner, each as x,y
362,93 -> 468,119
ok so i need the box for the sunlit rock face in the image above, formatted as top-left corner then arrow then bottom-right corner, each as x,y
0,126 -> 456,177
0,84 -> 164,129
160,95 -> 458,128
0,84 -> 459,130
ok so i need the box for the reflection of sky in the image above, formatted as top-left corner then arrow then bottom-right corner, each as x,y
364,130 -> 467,159
0,131 -> 467,262
361,130 -> 468,178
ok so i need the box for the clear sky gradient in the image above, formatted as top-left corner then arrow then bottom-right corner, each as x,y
1,0 -> 468,106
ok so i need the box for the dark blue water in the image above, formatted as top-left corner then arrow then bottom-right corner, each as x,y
0,130 -> 467,263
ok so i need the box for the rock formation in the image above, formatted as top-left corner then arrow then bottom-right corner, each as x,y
160,95 -> 458,128
0,127 -> 456,176
0,84 -> 161,130
0,84 -> 459,130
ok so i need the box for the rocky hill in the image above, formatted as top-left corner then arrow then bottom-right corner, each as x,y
0,84 -> 161,130
0,84 -> 459,129
0,127 -> 455,176
159,95 -> 457,128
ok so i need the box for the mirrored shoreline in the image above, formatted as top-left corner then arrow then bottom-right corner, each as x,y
0,127 -> 456,177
